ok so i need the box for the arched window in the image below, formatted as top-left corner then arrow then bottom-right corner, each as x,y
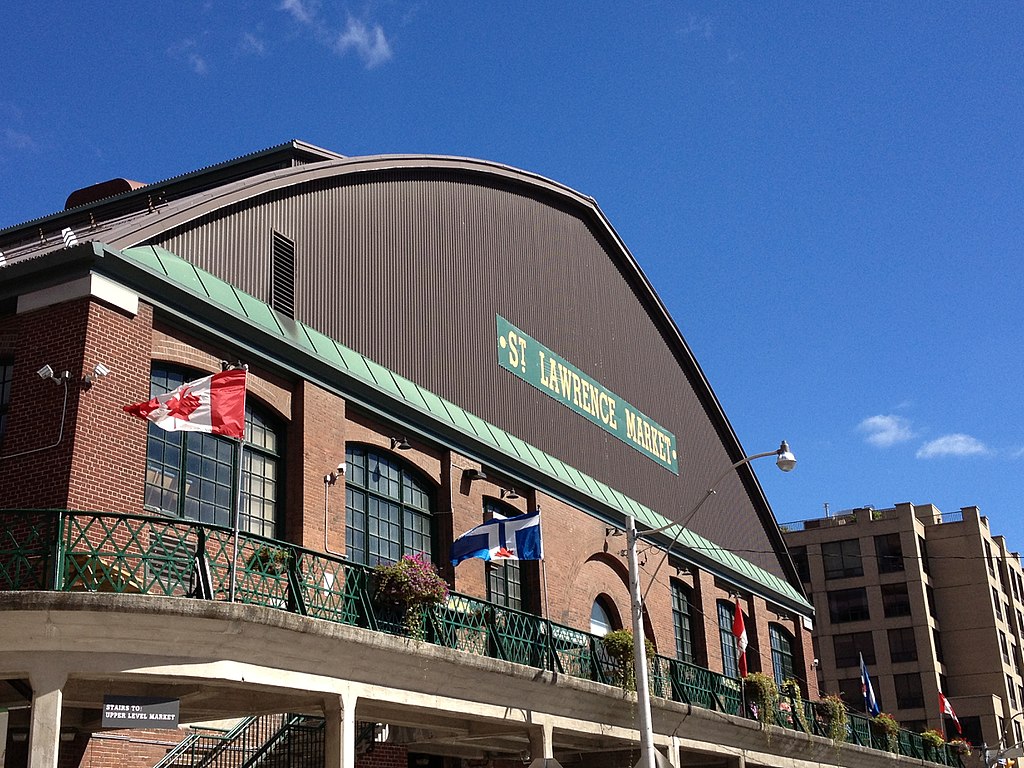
718,600 -> 742,679
672,580 -> 694,663
485,498 -> 524,610
590,596 -> 617,637
770,624 -> 796,685
143,366 -> 282,538
344,444 -> 434,565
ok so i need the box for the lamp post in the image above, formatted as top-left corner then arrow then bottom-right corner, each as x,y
628,441 -> 797,768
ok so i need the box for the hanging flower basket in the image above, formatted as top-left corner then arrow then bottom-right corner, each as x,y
373,554 -> 449,639
816,694 -> 848,745
743,672 -> 779,731
948,739 -> 972,757
871,712 -> 900,752
600,629 -> 653,691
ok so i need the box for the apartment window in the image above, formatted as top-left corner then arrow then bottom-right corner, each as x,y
143,366 -> 282,537
837,678 -> 863,710
888,627 -> 918,662
881,583 -> 912,618
822,538 -> 863,579
0,358 -> 12,446
933,628 -> 945,663
995,587 -> 1004,621
987,540 -> 996,577
926,584 -> 937,618
828,587 -> 870,623
770,624 -> 795,685
833,631 -> 875,667
671,581 -> 694,663
1009,675 -> 1019,710
345,444 -> 434,565
718,601 -> 744,679
874,533 -> 905,574
1000,632 -> 1010,664
790,545 -> 810,583
894,672 -> 924,709
270,231 -> 295,318
919,535 -> 931,576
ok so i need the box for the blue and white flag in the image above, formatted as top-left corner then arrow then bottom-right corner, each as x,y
451,510 -> 543,565
860,652 -> 881,716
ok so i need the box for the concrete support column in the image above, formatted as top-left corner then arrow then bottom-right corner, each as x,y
528,717 -> 554,760
1,707 -> 9,767
27,669 -> 67,768
323,691 -> 357,768
662,736 -> 681,768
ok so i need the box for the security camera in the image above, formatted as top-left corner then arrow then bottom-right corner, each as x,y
812,658 -> 820,667
337,463 -> 346,476
93,363 -> 111,378
37,364 -> 54,380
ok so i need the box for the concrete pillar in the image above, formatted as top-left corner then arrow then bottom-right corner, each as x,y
323,691 -> 357,768
664,736 -> 682,768
1,707 -> 9,767
27,669 -> 66,768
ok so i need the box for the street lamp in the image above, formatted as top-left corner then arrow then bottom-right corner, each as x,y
627,441 -> 797,768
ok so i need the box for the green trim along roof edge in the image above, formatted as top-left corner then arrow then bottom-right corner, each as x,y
114,242 -> 810,614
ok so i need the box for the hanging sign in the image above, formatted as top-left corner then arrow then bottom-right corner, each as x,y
496,315 -> 678,473
102,696 -> 180,729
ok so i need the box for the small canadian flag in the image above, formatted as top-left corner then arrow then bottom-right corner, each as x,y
939,691 -> 962,735
733,597 -> 748,677
124,369 -> 247,439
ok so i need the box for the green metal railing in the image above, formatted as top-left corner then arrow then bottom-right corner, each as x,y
1,509 -> 963,767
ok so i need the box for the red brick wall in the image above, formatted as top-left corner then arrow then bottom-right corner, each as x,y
357,743 -> 408,767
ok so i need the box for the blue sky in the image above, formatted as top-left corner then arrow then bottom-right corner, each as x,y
3,3 -> 1022,533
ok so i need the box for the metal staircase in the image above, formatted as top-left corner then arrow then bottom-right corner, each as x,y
153,714 -> 381,768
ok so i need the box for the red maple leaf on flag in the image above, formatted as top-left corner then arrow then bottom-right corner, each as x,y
165,385 -> 202,420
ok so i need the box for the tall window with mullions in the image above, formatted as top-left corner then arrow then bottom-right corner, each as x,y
769,624 -> 795,685
0,359 -> 13,448
671,580 -> 694,663
345,444 -> 434,565
143,366 -> 282,538
718,600 -> 741,679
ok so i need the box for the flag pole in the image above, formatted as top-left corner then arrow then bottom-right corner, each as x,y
228,436 -> 246,602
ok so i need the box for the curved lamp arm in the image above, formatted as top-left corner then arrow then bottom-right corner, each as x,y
640,441 -> 796,602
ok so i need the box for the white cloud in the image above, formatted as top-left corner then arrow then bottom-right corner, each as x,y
168,38 -> 209,75
280,0 -> 316,25
239,32 -> 267,56
916,434 -> 990,459
1010,446 -> 1024,459
4,128 -> 36,150
681,15 -> 713,40
857,414 -> 913,448
335,17 -> 392,69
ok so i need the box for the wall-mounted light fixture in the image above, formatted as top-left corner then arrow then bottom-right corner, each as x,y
37,364 -> 69,384
500,488 -> 520,500
81,362 -> 111,390
464,468 -> 488,481
390,437 -> 411,451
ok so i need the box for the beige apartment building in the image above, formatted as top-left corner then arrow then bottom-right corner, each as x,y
783,502 -> 1024,750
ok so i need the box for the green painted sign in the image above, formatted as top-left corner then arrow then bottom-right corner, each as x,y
496,315 -> 678,473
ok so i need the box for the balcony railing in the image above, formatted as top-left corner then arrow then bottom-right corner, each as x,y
0,509 -> 963,766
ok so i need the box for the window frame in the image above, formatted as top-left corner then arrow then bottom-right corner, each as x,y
827,587 -> 870,623
822,538 -> 864,579
671,580 -> 695,664
769,623 -> 795,685
344,443 -> 436,566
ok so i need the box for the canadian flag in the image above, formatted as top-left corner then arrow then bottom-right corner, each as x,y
124,369 -> 247,439
733,597 -> 748,677
939,691 -> 962,735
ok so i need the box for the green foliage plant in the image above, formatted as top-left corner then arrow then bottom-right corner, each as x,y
744,672 -> 780,731
601,629 -> 653,691
921,729 -> 945,749
818,694 -> 848,745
